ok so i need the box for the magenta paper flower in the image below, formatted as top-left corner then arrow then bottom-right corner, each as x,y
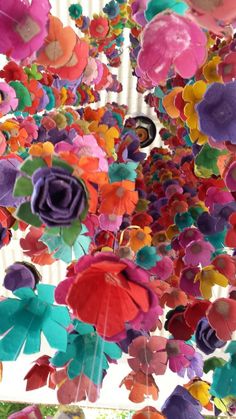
128,335 -> 168,375
166,340 -> 195,373
0,82 -> 18,115
131,0 -> 148,26
180,266 -> 201,297
218,52 -> 236,83
205,186 -> 233,211
150,256 -> 174,280
0,0 -> 51,60
183,239 -> 215,267
224,161 -> 236,192
137,12 -> 207,86
99,214 -> 123,232
179,228 -> 203,248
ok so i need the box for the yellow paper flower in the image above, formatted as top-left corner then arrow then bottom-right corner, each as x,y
186,380 -> 211,407
189,128 -> 208,145
183,81 -> 207,129
129,227 -> 152,252
166,224 -> 179,240
89,121 -> 119,157
194,265 -> 228,300
162,87 -> 183,119
29,141 -> 54,157
203,56 -> 222,83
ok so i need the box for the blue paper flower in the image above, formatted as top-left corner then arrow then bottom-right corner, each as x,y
103,0 -> 120,19
136,246 -> 159,269
51,320 -> 122,385
0,284 -> 70,361
108,162 -> 139,183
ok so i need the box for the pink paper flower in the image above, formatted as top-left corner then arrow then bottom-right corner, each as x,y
74,134 -> 108,171
166,340 -> 195,373
180,266 -> 201,297
0,82 -> 18,115
137,13 -> 207,86
82,57 -> 99,85
131,0 -> 148,26
99,213 -> 123,231
183,239 -> 215,267
0,0 -> 51,60
205,186 -> 233,211
218,52 -> 236,82
179,228 -> 203,248
128,335 -> 168,375
150,256 -> 174,280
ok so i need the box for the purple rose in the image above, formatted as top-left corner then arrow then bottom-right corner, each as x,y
195,317 -> 226,355
196,82 -> 236,144
3,262 -> 41,292
31,166 -> 87,227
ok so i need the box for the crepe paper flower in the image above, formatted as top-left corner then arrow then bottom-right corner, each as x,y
196,81 -> 236,144
218,52 -> 236,82
99,213 -> 123,232
183,239 -> 215,267
0,61 -> 27,83
3,262 -> 41,292
194,266 -> 228,300
137,13 -> 207,86
183,81 -> 207,130
24,79 -> 44,115
132,406 -> 165,419
136,246 -> 159,269
165,307 -> 194,341
129,227 -> 152,252
99,180 -> 138,216
8,405 -> 42,419
195,318 -> 227,355
207,298 -> 236,341
203,56 -> 222,83
82,57 -> 99,85
69,3 -> 83,19
185,379 -> 211,408
179,227 -> 203,248
166,340 -> 195,373
145,0 -> 188,21
41,224 -> 91,264
51,320 -> 121,384
0,0 -> 51,60
109,162 -> 139,183
24,355 -> 55,391
185,300 -> 212,330
20,227 -> 56,266
0,157 -> 25,208
0,284 -> 70,360
174,212 -> 194,231
212,254 -> 236,284
160,287 -> 188,309
0,82 -> 18,115
180,267 -> 201,297
120,370 -> 159,403
37,16 -> 76,68
51,368 -> 100,404
162,385 -> 204,419
128,335 -> 167,375
89,16 -> 109,39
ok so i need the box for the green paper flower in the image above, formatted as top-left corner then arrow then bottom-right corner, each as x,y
69,4 -> 83,19
9,81 -> 32,111
0,284 -> 70,361
195,144 -> 227,178
24,64 -> 42,81
136,246 -> 159,269
51,320 -> 122,385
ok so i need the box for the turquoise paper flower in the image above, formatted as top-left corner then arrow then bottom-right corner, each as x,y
103,0 -> 120,19
136,246 -> 159,269
108,162 -> 139,182
145,0 -> 188,22
51,320 -> 122,385
0,284 -> 70,361
175,212 -> 194,231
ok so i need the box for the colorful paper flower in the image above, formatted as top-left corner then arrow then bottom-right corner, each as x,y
194,266 -> 228,300
128,335 -> 167,375
166,340 -> 195,373
136,246 -> 158,269
183,239 -> 215,267
120,370 -> 159,403
3,261 -> 41,292
129,227 -> 152,252
89,16 -> 110,39
207,298 -> 236,341
0,82 -> 18,115
162,385 -> 204,419
99,180 -> 138,216
24,355 -> 55,391
195,317 -> 226,355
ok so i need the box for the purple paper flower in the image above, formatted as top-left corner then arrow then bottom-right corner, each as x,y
178,352 -> 204,380
195,317 -> 226,355
0,158 -> 25,207
197,82 -> 236,144
31,166 -> 88,227
162,385 -> 204,419
3,262 -> 41,291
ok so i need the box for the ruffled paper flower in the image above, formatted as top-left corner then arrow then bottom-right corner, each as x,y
183,81 -> 207,130
89,16 -> 109,39
179,266 -> 201,297
136,246 -> 159,269
0,82 -> 18,115
194,266 -> 228,300
128,336 -> 167,375
203,56 -> 222,83
24,355 -> 55,391
145,0 -> 188,21
183,239 -> 214,267
99,213 -> 123,232
137,13 -> 207,85
185,379 -> 211,408
178,351 -> 204,380
20,227 -> 56,265
166,340 -> 195,373
99,180 -> 138,216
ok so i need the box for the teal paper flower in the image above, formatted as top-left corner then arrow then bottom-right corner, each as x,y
211,361 -> 236,399
51,320 -> 122,385
136,246 -> 159,269
0,284 -> 70,361
108,162 -> 139,182
69,3 -> 83,19
103,0 -> 120,19
145,0 -> 188,21
175,212 -> 194,231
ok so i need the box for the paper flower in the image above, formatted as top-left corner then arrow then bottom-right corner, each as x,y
145,0 -> 188,21
203,56 -> 222,83
0,284 -> 70,360
212,254 -> 236,284
24,355 -> 55,391
178,352 -> 204,380
0,157 -> 24,207
128,336 -> 167,375
218,52 -> 236,82
137,13 -> 207,85
179,227 -> 203,248
51,320 -> 121,384
207,298 -> 236,341
52,368 -> 100,404
99,180 -> 138,216
162,385 -> 204,419
120,370 -> 159,403
0,82 -> 18,115
65,252 -> 157,339
195,318 -> 226,355
183,81 -> 207,129
197,82 -> 236,144
129,227 -> 152,251
224,161 -> 236,192
136,246 -> 159,269
185,379 -> 211,408
89,16 -> 109,39
0,0 -> 51,60
131,0 -> 148,26
8,405 -> 42,419
109,162 -> 139,183
194,266 -> 228,300
132,406 -> 165,419
183,239 -> 214,267
180,267 -> 201,297
166,340 -> 195,373
99,214 -> 123,232
3,262 -> 41,292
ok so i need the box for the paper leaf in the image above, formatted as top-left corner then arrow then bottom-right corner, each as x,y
20,157 -> 46,176
52,157 -> 73,173
16,202 -> 42,227
203,357 -> 226,374
62,221 -> 82,246
13,176 -> 33,197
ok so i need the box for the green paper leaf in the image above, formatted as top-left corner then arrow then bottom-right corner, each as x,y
13,176 -> 33,197
204,357 -> 226,374
16,202 -> 42,227
52,157 -> 73,174
62,221 -> 82,246
20,157 -> 46,176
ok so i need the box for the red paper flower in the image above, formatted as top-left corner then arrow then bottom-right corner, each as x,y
120,370 -> 159,403
24,355 -> 55,391
207,298 -> 236,341
128,336 -> 167,375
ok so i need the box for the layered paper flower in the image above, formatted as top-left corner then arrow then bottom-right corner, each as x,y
128,336 -> 167,375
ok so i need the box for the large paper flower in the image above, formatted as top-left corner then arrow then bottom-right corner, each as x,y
162,385 -> 204,419
65,252 -> 158,339
128,336 -> 167,375
183,239 -> 214,267
197,82 -> 236,144
207,298 -> 236,341
0,0 -> 51,60
137,13 -> 207,85
195,317 -> 226,355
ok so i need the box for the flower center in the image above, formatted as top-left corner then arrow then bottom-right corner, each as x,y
108,214 -> 117,222
185,270 -> 194,280
136,231 -> 146,241
215,300 -> 229,317
96,24 -> 105,34
138,347 -> 153,364
190,242 -> 202,254
216,258 -> 225,269
15,16 -> 40,42
223,64 -> 233,75
166,341 -> 180,356
116,187 -> 125,198
213,101 -> 233,124
45,41 -> 63,61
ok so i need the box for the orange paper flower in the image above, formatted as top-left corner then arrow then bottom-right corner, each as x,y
99,180 -> 138,215
120,371 -> 159,403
